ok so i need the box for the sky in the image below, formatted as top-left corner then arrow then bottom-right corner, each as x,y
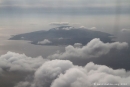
0,0 -> 130,37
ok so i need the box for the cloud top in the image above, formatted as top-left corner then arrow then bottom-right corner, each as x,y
121,29 -> 130,32
51,62 -> 130,87
48,38 -> 128,59
38,39 -> 51,45
0,52 -> 47,73
15,61 -> 130,87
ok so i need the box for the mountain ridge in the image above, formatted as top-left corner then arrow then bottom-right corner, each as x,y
9,26 -> 113,46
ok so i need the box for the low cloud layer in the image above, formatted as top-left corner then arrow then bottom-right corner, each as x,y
33,60 -> 73,87
0,52 -> 47,73
48,38 -> 128,59
51,62 -> 130,87
15,60 -> 130,87
14,60 -> 73,87
0,38 -> 129,87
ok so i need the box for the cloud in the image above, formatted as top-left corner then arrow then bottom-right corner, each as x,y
0,48 -> 128,87
15,60 -> 73,87
51,62 -> 130,87
38,39 -> 51,45
90,27 -> 97,30
79,26 -> 97,30
14,82 -> 31,87
121,29 -> 130,32
48,38 -> 128,59
50,22 -> 69,26
58,37 -> 64,40
0,51 -> 47,73
74,43 -> 82,47
1,0 -> 130,9
61,26 -> 73,30
14,61 -> 130,87
33,60 -> 73,87
116,29 -> 130,44
0,68 -> 3,74
0,39 -> 129,87
79,26 -> 86,29
53,26 -> 74,30
1,0 -> 130,16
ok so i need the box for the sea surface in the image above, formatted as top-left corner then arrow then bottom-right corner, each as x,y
0,37 -> 65,58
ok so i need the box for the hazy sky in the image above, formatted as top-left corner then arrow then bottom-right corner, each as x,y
0,0 -> 130,36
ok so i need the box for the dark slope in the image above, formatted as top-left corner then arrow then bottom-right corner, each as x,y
10,26 -> 113,45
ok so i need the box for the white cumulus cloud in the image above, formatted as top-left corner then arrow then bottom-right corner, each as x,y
121,29 -> 130,32
48,38 -> 128,59
0,51 -> 47,73
15,60 -> 73,87
51,62 -> 130,87
74,43 -> 82,48
38,39 -> 51,45
14,61 -> 130,87
79,26 -> 86,29
90,27 -> 97,30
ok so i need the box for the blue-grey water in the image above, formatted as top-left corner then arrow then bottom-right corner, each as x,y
0,38 -> 65,58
